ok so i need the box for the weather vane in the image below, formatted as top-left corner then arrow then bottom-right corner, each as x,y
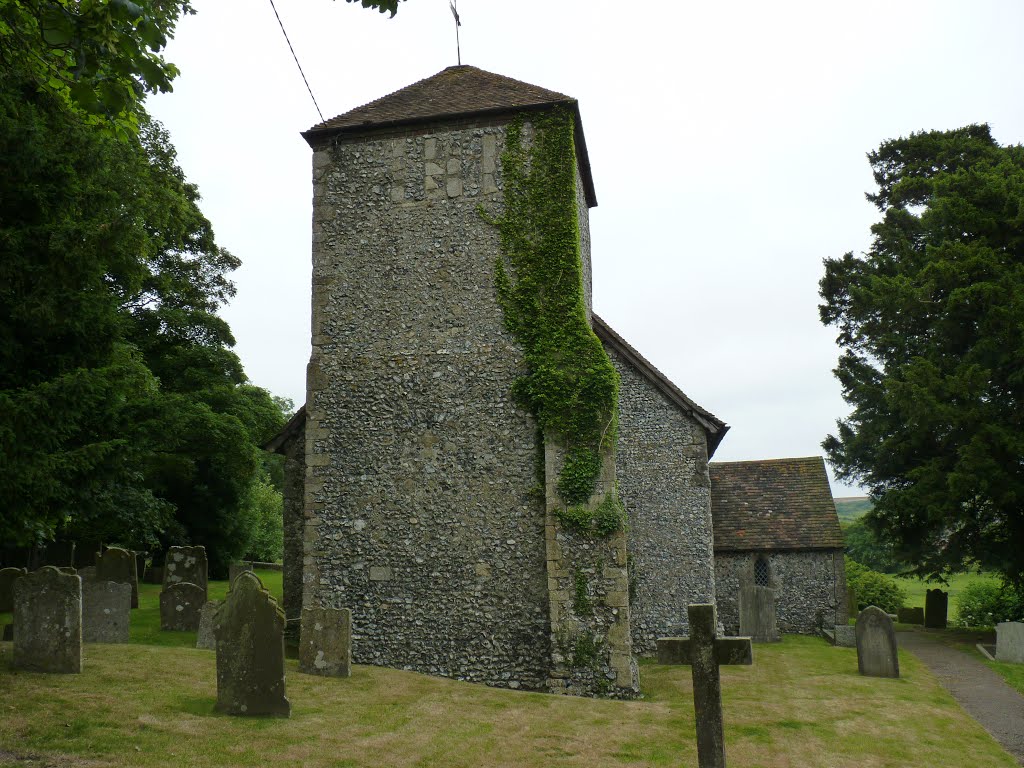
450,0 -> 461,65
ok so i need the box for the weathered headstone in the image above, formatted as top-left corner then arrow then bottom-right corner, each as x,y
299,606 -> 352,677
0,567 -> 27,612
96,546 -> 139,609
897,606 -> 924,625
82,580 -> 131,643
159,582 -> 205,631
163,546 -> 208,599
12,566 -> 82,673
228,562 -> 253,585
855,606 -> 899,678
996,622 -> 1024,664
215,571 -> 290,717
925,589 -> 948,629
738,584 -> 780,642
134,552 -> 147,584
78,566 -> 97,582
196,600 -> 223,650
657,604 -> 752,768
833,624 -> 856,647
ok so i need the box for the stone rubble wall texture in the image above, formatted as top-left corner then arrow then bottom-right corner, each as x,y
714,550 -> 845,636
611,345 -> 716,655
282,430 -> 306,623
305,119 -> 554,690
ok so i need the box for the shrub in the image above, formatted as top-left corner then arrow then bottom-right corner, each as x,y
846,557 -> 906,614
955,581 -> 1024,627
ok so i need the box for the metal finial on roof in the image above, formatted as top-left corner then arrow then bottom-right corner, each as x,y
450,0 -> 462,66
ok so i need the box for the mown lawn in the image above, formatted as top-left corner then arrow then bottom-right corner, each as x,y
895,571 -> 999,622
1,633 -> 1019,767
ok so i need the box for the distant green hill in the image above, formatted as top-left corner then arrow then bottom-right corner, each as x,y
834,496 -> 872,522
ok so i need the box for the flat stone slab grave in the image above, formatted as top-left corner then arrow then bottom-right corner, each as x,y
12,566 -> 82,673
299,606 -> 352,677
215,571 -> 290,717
96,546 -> 139,609
996,622 -> 1024,664
163,545 -> 208,600
82,580 -> 131,643
856,605 -> 899,678
657,604 -> 752,768
160,582 -> 205,632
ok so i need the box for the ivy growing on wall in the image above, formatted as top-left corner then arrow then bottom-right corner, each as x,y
486,107 -> 619,510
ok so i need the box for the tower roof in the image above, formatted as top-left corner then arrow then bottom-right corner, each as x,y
302,65 -> 597,207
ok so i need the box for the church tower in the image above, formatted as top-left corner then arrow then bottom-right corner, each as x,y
300,66 -> 637,696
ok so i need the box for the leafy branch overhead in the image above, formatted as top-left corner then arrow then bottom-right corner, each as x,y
819,124 -> 1024,587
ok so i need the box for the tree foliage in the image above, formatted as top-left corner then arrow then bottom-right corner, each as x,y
344,0 -> 405,17
842,519 -> 901,574
820,124 -> 1024,586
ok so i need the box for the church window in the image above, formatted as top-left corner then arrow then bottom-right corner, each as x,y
754,555 -> 771,587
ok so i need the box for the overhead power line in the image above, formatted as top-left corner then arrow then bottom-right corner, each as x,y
267,0 -> 325,123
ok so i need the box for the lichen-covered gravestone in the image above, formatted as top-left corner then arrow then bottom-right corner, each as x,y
856,606 -> 899,678
0,567 -> 27,613
82,581 -> 132,643
996,622 -> 1024,664
163,546 -> 208,600
12,566 -> 82,673
96,546 -> 139,609
299,606 -> 352,677
215,571 -> 290,717
195,600 -> 223,650
925,589 -> 948,629
738,584 -> 780,643
159,582 -> 205,631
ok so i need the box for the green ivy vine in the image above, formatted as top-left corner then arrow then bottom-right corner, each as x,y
486,107 -> 619,509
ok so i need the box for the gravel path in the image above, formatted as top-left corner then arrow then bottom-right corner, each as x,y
898,630 -> 1024,764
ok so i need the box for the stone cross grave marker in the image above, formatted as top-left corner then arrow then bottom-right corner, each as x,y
925,588 -> 948,629
82,580 -> 131,643
856,605 -> 900,678
299,606 -> 352,677
160,582 -> 206,631
657,604 -> 752,768
163,545 -> 208,600
12,566 -> 82,673
738,584 -> 780,642
0,567 -> 27,613
96,546 -> 139,609
215,571 -> 290,717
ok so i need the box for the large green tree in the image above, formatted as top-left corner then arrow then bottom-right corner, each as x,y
820,124 -> 1024,586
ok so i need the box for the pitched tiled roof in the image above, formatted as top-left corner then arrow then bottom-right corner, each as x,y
302,65 -> 597,207
592,314 -> 728,456
709,457 -> 844,551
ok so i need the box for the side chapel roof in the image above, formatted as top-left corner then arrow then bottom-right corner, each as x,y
709,456 -> 844,552
592,314 -> 728,456
301,65 -> 597,207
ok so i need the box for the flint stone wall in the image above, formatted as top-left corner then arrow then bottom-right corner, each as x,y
611,345 -> 716,655
714,549 -> 846,635
305,118 -> 568,690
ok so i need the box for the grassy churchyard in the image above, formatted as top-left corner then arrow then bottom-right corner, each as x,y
0,571 -> 1019,767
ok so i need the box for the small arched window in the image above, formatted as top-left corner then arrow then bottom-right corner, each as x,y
754,555 -> 771,587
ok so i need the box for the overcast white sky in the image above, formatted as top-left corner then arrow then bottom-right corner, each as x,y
147,0 -> 1024,496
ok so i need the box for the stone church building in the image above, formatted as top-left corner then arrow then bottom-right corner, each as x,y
267,65 -> 843,696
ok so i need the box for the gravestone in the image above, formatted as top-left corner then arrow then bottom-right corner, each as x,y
196,600 -> 222,650
134,552 -> 147,584
228,562 -> 253,584
299,606 -> 352,677
78,566 -> 97,582
12,566 -> 82,673
995,622 -> 1024,664
96,546 -> 139,609
833,624 -> 856,647
163,546 -> 208,600
215,571 -> 290,717
159,582 -> 205,631
897,607 -> 924,625
738,584 -> 780,642
82,580 -> 131,643
855,606 -> 899,678
925,589 -> 948,629
0,567 -> 27,612
657,604 -> 752,768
